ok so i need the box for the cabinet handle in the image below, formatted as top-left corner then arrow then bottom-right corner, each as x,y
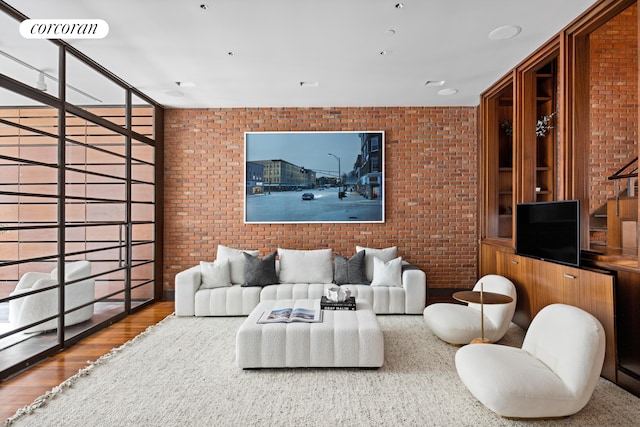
563,274 -> 576,279
511,260 -> 519,265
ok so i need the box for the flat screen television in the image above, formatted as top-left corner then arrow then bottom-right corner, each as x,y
515,200 -> 580,267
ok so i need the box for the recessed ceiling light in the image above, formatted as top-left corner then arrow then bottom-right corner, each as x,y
425,80 -> 445,87
227,51 -> 234,56
385,29 -> 396,36
437,88 -> 459,96
488,25 -> 522,40
379,50 -> 388,56
164,90 -> 184,97
299,81 -> 319,87
395,3 -> 404,9
200,4 -> 208,10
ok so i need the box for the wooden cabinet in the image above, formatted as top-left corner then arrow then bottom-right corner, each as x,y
496,251 -> 616,381
560,265 -> 616,381
517,53 -> 559,204
479,0 -> 640,397
479,241 -> 513,279
615,269 -> 640,396
496,252 -> 535,329
533,60 -> 557,202
481,75 -> 515,240
481,51 -> 559,241
497,86 -> 515,238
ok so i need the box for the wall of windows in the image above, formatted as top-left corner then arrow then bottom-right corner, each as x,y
0,4 -> 163,378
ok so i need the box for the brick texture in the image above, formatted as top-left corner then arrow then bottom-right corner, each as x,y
589,2 -> 638,241
163,107 -> 478,290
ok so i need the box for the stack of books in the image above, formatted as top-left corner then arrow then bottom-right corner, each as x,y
321,296 -> 356,311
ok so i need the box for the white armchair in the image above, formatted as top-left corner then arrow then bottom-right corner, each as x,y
423,274 -> 517,345
9,261 -> 95,333
455,303 -> 606,419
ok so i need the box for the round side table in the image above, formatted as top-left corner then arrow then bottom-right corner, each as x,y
452,287 -> 513,344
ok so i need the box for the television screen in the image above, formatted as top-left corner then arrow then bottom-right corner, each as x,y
516,200 -> 580,267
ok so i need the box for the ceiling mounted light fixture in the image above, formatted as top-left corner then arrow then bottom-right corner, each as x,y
35,72 -> 47,91
437,88 -> 459,96
200,4 -> 208,10
176,81 -> 196,87
395,3 -> 404,9
488,25 -> 522,41
425,80 -> 445,87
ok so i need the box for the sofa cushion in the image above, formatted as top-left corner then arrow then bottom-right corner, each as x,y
370,256 -> 402,287
194,284 -> 261,316
277,248 -> 333,284
217,244 -> 259,285
342,284 -> 407,314
199,260 -> 232,289
356,246 -> 397,282
334,251 -> 368,285
242,252 -> 278,287
260,283 -> 331,301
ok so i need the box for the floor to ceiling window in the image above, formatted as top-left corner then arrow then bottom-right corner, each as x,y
0,4 -> 163,379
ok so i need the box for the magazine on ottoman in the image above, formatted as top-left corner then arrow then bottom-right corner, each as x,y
258,300 -> 322,323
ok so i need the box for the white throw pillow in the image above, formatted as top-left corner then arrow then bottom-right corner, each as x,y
216,244 -> 259,285
199,260 -> 232,289
277,248 -> 333,284
356,246 -> 398,282
370,256 -> 403,287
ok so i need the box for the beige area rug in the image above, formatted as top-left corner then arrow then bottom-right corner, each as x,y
5,315 -> 640,427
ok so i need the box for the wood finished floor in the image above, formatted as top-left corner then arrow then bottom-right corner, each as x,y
0,301 -> 174,421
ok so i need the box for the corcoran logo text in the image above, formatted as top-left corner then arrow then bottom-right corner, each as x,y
19,19 -> 109,39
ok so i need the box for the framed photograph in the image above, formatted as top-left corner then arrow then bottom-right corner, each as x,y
245,131 -> 384,223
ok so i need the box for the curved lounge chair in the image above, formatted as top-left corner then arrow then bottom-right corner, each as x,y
455,303 -> 605,419
423,274 -> 517,345
9,260 -> 95,332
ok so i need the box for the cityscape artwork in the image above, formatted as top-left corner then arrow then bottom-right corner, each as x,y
245,131 -> 384,223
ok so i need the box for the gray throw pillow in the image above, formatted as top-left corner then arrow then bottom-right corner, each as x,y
334,251 -> 369,285
242,251 -> 278,287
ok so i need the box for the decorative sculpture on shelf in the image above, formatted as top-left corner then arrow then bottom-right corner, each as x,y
499,111 -> 556,139
536,112 -> 556,138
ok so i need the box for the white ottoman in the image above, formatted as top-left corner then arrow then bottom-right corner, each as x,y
236,299 -> 384,368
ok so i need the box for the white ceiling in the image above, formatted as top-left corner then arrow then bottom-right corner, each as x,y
2,0 -> 598,108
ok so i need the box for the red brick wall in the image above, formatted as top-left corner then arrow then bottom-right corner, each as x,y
163,107 -> 478,290
589,2 -> 638,222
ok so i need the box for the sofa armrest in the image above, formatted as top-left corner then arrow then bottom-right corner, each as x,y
175,265 -> 201,316
401,264 -> 427,314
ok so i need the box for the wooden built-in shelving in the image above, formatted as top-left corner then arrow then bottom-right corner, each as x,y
479,0 -> 640,397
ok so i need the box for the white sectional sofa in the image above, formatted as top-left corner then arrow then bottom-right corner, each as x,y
175,245 -> 427,316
